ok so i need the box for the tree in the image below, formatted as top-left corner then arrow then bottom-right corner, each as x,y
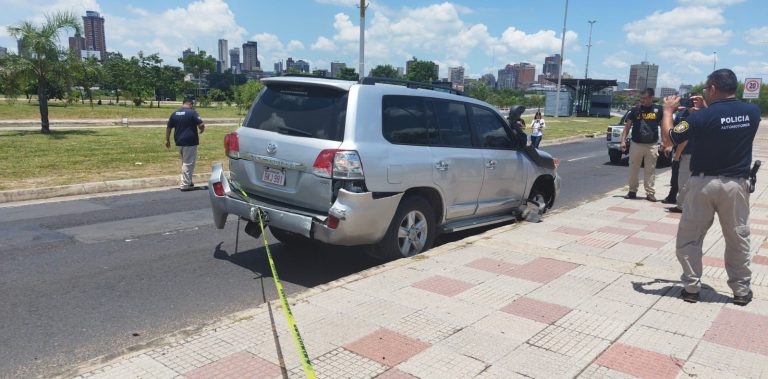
369,64 -> 400,79
178,50 -> 216,98
6,11 -> 81,133
102,52 -> 131,104
337,67 -> 359,81
406,58 -> 437,83
68,54 -> 104,107
466,82 -> 490,102
233,80 -> 263,113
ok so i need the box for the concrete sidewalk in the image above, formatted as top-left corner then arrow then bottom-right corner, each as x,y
67,168 -> 768,377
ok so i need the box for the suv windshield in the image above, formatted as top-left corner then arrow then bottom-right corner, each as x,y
245,84 -> 348,141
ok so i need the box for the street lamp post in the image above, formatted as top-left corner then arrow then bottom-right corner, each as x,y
555,0 -> 569,117
584,20 -> 596,79
713,51 -> 717,71
358,0 -> 368,83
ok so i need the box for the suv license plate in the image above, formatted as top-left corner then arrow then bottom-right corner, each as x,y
262,167 -> 286,186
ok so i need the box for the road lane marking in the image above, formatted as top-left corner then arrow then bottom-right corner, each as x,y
567,154 -> 598,162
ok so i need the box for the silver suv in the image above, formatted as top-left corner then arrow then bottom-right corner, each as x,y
208,76 -> 561,259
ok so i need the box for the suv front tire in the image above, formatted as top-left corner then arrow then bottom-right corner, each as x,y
372,196 -> 436,259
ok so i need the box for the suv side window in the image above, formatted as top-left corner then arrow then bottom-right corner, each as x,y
382,95 -> 430,145
470,106 -> 516,149
429,100 -> 473,148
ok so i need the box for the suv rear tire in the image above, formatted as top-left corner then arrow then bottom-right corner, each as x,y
372,196 -> 436,259
608,149 -> 622,164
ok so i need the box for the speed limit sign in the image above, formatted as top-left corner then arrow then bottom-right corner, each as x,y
744,78 -> 761,99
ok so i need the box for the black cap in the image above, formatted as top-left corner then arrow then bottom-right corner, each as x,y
183,96 -> 195,104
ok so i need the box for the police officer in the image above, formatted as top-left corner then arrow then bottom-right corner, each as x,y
165,96 -> 205,191
661,69 -> 760,306
621,88 -> 663,201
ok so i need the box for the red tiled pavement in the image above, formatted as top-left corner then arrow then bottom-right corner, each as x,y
465,258 -> 519,276
751,228 -> 768,236
595,343 -> 683,379
345,328 -> 430,367
598,226 -> 638,236
643,223 -> 678,236
411,275 -> 475,297
623,237 -> 666,249
185,351 -> 281,379
501,297 -> 572,324
620,217 -> 655,226
506,258 -> 579,284
608,206 -> 640,214
703,308 -> 768,356
754,255 -> 768,265
666,212 -> 682,220
375,368 -> 419,379
553,226 -> 593,236
576,237 -> 619,249
751,218 -> 768,225
753,203 -> 768,209
761,241 -> 768,249
702,256 -> 726,268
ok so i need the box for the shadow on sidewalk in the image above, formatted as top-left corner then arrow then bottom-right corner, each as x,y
631,279 -> 731,304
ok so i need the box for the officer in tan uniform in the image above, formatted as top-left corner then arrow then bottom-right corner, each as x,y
661,69 -> 760,306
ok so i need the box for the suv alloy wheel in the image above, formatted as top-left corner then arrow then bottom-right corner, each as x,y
373,196 -> 436,259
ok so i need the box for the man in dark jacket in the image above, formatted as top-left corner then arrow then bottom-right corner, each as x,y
165,96 -> 205,191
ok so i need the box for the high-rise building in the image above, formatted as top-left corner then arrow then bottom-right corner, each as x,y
679,84 -> 693,96
511,62 -> 535,89
330,62 -> 346,78
182,48 -> 194,71
396,67 -> 405,77
480,73 -> 496,89
68,32 -> 85,59
0,46 -> 6,58
218,39 -> 228,73
629,61 -> 659,90
274,61 -> 283,75
659,88 -> 677,97
82,11 -> 106,60
295,59 -> 310,73
449,66 -> 465,87
497,65 -> 517,90
229,48 -> 240,73
539,54 -> 560,84
242,41 -> 260,72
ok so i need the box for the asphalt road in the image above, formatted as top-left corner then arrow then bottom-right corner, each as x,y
0,137 -> 667,378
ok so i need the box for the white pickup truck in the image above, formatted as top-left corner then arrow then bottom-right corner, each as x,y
606,110 -> 670,167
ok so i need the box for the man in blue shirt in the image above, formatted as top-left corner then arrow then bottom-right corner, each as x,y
661,69 -> 761,306
165,96 -> 205,191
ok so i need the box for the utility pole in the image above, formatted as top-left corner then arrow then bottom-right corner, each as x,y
713,51 -> 717,71
584,20 -> 596,79
555,0 -> 569,117
358,0 -> 368,83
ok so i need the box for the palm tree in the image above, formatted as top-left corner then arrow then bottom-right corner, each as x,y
7,12 -> 81,133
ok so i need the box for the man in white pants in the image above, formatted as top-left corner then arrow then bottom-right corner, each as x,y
165,96 -> 205,191
620,88 -> 663,202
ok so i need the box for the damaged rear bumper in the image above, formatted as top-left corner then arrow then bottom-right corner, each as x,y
207,163 -> 402,246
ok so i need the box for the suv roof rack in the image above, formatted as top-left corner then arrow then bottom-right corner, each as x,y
362,77 -> 464,96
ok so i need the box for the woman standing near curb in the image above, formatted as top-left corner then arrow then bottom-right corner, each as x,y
530,111 -> 545,148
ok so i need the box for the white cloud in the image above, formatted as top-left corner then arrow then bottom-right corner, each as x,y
731,48 -> 749,56
658,48 -> 716,65
311,36 -> 337,52
624,6 -> 732,48
732,61 -> 768,81
602,51 -> 634,69
746,26 -> 768,45
287,40 -> 305,51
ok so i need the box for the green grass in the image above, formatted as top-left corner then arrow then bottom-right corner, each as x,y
0,115 -> 619,190
0,101 -> 242,120
0,126 -> 235,190
522,115 -> 619,140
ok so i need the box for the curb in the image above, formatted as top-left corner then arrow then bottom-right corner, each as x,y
0,173 -> 212,204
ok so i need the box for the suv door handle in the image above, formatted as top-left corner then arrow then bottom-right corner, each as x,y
485,160 -> 497,169
435,160 -> 450,171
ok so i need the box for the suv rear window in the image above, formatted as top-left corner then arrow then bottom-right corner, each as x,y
245,84 -> 348,141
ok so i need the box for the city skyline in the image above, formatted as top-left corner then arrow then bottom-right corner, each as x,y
1,0 -> 766,89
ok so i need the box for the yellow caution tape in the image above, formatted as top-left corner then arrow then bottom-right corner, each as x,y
231,181 -> 317,379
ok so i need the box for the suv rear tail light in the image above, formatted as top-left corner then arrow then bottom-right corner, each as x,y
326,215 -> 340,229
606,127 -> 611,141
224,132 -> 240,158
312,149 -> 364,179
212,182 -> 225,196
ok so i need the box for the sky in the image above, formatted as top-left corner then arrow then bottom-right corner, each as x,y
1,0 -> 767,90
